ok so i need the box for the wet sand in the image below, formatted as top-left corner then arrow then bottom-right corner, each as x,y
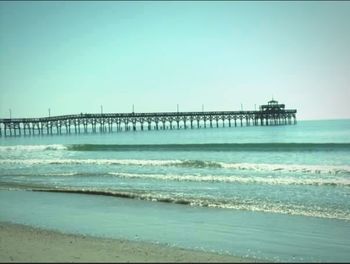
0,221 -> 259,262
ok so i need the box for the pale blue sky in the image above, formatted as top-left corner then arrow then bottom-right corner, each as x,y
1,1 -> 349,120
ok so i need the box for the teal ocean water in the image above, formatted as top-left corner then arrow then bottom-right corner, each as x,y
1,119 -> 350,262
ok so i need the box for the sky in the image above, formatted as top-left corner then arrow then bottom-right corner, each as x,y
0,1 -> 349,120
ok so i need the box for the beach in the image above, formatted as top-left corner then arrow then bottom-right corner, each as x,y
0,221 -> 254,263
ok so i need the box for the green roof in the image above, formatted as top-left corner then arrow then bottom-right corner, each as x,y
268,99 -> 278,104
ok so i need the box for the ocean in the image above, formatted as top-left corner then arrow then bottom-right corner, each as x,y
0,119 -> 350,262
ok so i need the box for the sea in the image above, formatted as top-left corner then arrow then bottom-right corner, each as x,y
0,119 -> 350,262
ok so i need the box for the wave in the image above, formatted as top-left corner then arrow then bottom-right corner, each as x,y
0,144 -> 67,152
66,143 -> 350,152
1,159 -> 349,175
3,171 -> 349,187
1,185 -> 349,221
1,143 -> 350,153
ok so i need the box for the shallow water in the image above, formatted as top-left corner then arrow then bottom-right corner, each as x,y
1,190 -> 349,262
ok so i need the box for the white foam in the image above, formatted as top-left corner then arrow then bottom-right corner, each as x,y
204,200 -> 350,221
0,158 -> 181,166
220,162 -> 350,175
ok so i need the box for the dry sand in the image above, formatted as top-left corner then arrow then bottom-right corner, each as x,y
0,221 -> 260,263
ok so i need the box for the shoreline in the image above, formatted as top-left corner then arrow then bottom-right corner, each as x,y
0,221 -> 261,263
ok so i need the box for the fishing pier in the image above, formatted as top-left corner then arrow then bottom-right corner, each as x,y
0,100 -> 296,137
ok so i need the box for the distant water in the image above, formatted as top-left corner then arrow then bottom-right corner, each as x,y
1,119 -> 350,262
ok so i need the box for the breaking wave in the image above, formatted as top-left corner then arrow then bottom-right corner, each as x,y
0,144 -> 67,152
1,143 -> 350,153
0,159 -> 349,175
1,185 -> 349,221
2,171 -> 349,187
66,143 -> 350,152
108,172 -> 350,187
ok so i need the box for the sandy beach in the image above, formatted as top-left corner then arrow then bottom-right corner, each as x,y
0,221 -> 258,263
